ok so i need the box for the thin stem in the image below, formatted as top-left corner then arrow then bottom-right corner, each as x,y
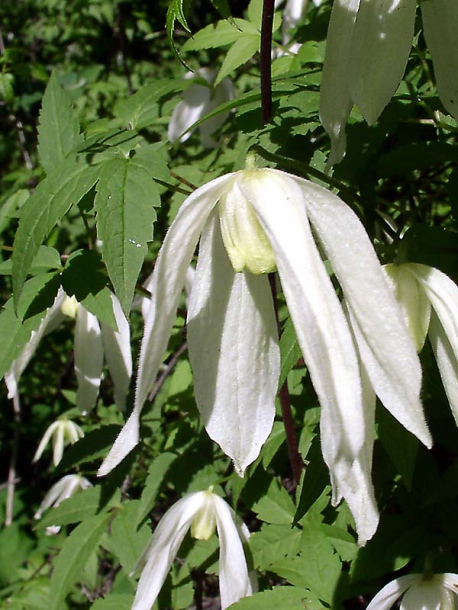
269,275 -> 303,487
260,0 -> 275,125
5,392 -> 21,526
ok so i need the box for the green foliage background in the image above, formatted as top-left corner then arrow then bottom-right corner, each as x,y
1,0 -> 458,608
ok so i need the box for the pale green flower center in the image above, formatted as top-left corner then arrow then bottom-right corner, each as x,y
219,175 -> 276,275
61,295 -> 79,319
190,492 -> 216,540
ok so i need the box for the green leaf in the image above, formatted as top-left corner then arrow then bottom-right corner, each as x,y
12,158 -> 98,309
94,154 -> 161,314
114,81 -> 183,130
56,425 -> 122,472
252,479 -> 295,524
108,501 -> 151,574
91,594 -> 133,610
49,512 -> 111,610
182,19 -> 258,52
228,586 -> 325,609
378,406 -> 419,491
279,317 -> 302,387
136,452 -> 177,526
215,34 -> 260,85
250,524 -> 301,571
210,0 -> 232,19
294,436 -> 330,524
0,246 -> 61,276
37,486 -> 105,529
37,72 -> 83,174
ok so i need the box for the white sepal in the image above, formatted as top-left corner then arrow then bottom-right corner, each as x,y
74,305 -> 103,414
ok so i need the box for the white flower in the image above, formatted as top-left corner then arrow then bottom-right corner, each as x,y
385,262 -> 458,425
34,474 -> 92,532
320,0 -> 458,165
33,418 -> 85,466
132,489 -> 254,610
99,162 -> 430,542
366,573 -> 458,609
168,68 -> 235,148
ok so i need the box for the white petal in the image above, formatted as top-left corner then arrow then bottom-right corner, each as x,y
98,174 -> 234,476
65,420 -> 85,444
52,422 -> 65,466
212,494 -> 253,609
34,474 -> 87,519
101,292 -> 133,411
441,573 -> 458,600
349,0 -> 416,125
409,265 -> 458,423
198,77 -> 236,148
33,421 -> 60,463
366,575 -> 419,610
319,0 -> 360,165
168,78 -> 211,143
187,212 -> 280,476
132,492 -> 207,610
5,290 -> 66,399
421,0 -> 458,121
240,170 -> 367,502
400,579 -> 442,610
74,306 -> 103,414
298,176 -> 431,448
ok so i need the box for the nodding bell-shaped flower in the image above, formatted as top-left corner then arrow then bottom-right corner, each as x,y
34,474 -> 92,534
65,293 -> 132,414
33,418 -> 84,466
366,572 -> 458,609
132,489 -> 254,610
320,0 -> 458,166
168,68 -> 235,148
99,158 -> 431,544
385,262 -> 458,425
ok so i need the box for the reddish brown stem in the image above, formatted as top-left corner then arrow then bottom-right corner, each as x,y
260,0 -> 275,125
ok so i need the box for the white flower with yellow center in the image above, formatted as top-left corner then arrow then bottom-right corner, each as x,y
366,572 -> 458,609
99,161 -> 431,543
132,489 -> 254,610
34,474 -> 92,533
385,262 -> 458,424
320,0 -> 458,165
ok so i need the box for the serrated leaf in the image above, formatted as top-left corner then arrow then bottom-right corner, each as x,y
37,72 -> 83,174
183,19 -> 258,52
215,34 -> 260,85
0,246 -> 61,276
279,317 -> 302,387
37,486 -> 104,529
294,436 -> 329,524
95,155 -> 160,314
114,81 -> 183,130
250,524 -> 301,570
166,0 -> 192,67
12,158 -> 98,309
49,512 -> 111,610
109,501 -> 151,574
228,586 -> 325,609
137,452 -> 177,525
0,189 -> 29,234
252,479 -> 295,524
56,425 -> 122,472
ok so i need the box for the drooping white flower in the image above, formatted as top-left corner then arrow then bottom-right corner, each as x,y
320,0 -> 458,165
132,489 -> 254,610
366,572 -> 458,609
99,161 -> 431,543
168,68 -> 235,148
275,0 -> 310,48
385,262 -> 458,425
34,474 -> 92,532
33,418 -> 85,466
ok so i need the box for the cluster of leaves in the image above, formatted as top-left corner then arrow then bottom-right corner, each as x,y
1,0 -> 458,609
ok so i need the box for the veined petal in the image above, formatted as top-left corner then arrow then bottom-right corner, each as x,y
212,494 -> 254,609
349,0 -> 416,125
101,292 -> 133,411
320,0 -> 360,165
98,174 -> 234,476
298,176 -> 431,448
240,170 -> 366,496
33,421 -> 60,463
366,575 -> 419,610
421,0 -> 458,121
187,212 -> 280,476
75,305 -> 103,414
132,492 -> 207,610
409,264 -> 458,423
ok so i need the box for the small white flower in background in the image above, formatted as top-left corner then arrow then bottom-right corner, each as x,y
32,418 -> 84,466
366,572 -> 458,609
168,68 -> 235,148
275,0 -> 309,49
99,158 -> 431,544
34,474 -> 92,534
320,0 -> 458,166
385,263 -> 458,425
64,292 -> 133,414
132,488 -> 254,610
